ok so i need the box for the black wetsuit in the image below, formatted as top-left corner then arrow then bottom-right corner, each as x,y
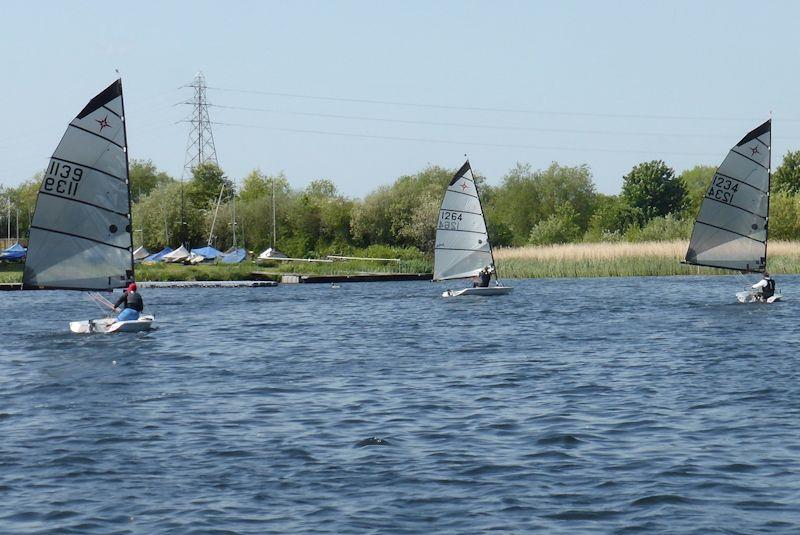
114,290 -> 144,312
474,271 -> 491,288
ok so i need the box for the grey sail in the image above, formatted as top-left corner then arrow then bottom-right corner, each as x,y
23,80 -> 134,290
685,120 -> 771,272
433,161 -> 494,281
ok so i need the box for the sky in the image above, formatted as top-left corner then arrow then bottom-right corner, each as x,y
2,0 -> 800,198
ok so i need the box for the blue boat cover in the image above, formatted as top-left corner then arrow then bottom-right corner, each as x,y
190,246 -> 223,260
144,246 -> 173,262
221,248 -> 246,263
0,243 -> 26,260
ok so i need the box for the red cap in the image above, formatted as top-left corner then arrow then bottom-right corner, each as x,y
127,282 -> 137,292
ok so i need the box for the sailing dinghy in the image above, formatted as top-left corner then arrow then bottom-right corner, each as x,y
684,119 -> 781,303
434,160 -> 512,298
22,79 -> 154,332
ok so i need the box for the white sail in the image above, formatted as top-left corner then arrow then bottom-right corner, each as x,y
23,80 -> 134,290
433,161 -> 494,281
685,120 -> 771,272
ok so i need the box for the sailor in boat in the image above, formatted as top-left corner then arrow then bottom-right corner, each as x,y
473,266 -> 492,288
751,271 -> 776,302
113,282 -> 144,321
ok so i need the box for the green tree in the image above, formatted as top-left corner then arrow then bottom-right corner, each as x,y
768,191 -> 800,240
188,163 -> 233,209
536,163 -> 596,231
586,194 -> 642,240
621,160 -> 687,222
133,181 -> 204,249
528,203 -> 582,245
679,164 -> 716,216
773,150 -> 800,193
129,159 -> 172,203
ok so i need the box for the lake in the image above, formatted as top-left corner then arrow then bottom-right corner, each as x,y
1,276 -> 799,533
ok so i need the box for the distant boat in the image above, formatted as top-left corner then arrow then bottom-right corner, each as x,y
221,247 -> 247,264
188,245 -> 224,264
133,246 -> 150,263
258,177 -> 288,260
21,79 -> 154,332
161,244 -> 191,263
143,246 -> 173,263
258,246 -> 288,261
0,243 -> 26,261
434,160 -> 512,298
684,119 -> 781,303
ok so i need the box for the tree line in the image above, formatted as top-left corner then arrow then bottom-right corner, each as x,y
4,151 -> 800,256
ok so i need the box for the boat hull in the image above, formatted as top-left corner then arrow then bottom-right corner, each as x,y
736,291 -> 782,304
442,286 -> 513,298
70,314 -> 155,334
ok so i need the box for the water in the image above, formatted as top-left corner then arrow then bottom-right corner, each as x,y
1,276 -> 800,533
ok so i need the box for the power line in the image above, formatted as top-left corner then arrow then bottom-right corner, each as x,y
209,103 -> 771,141
206,85 -> 774,123
211,120 -> 721,158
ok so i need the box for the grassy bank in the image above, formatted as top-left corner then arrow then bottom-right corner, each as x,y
5,241 -> 800,283
493,240 -> 800,278
0,256 -> 431,284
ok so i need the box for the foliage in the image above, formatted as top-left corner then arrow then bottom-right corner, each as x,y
621,160 -> 687,222
488,162 -> 597,246
768,192 -> 800,240
350,166 -> 451,251
133,181 -> 204,249
679,164 -> 715,216
528,203 -> 582,245
187,163 -> 234,209
624,214 -> 693,242
773,150 -> 800,194
129,159 -> 173,203
585,194 -> 642,239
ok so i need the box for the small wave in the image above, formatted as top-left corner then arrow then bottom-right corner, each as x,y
715,462 -> 758,473
536,434 -> 584,447
544,509 -> 623,520
631,494 -> 690,507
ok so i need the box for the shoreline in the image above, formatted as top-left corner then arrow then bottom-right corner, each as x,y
3,240 -> 800,284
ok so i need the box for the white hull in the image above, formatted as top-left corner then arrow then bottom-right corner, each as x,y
70,314 -> 155,334
736,291 -> 782,304
442,286 -> 513,298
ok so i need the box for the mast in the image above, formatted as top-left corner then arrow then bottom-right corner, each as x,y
271,177 -> 277,249
231,184 -> 237,248
467,159 -> 501,283
119,78 -> 135,281
208,183 -> 225,247
765,113 -> 772,269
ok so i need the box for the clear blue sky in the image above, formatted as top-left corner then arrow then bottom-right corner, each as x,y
2,0 -> 799,197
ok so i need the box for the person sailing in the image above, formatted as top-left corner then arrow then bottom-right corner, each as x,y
114,282 -> 144,321
751,271 -> 776,302
473,266 -> 492,288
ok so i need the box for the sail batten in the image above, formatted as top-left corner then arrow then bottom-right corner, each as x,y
433,161 -> 495,281
684,119 -> 771,273
23,79 -> 134,290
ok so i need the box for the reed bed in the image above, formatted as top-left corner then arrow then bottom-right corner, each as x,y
494,240 -> 800,278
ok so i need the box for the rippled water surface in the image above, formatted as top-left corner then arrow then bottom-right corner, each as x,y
2,276 -> 800,533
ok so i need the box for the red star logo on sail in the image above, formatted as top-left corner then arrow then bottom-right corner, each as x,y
460,182 -> 469,191
96,115 -> 111,131
751,145 -> 759,156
